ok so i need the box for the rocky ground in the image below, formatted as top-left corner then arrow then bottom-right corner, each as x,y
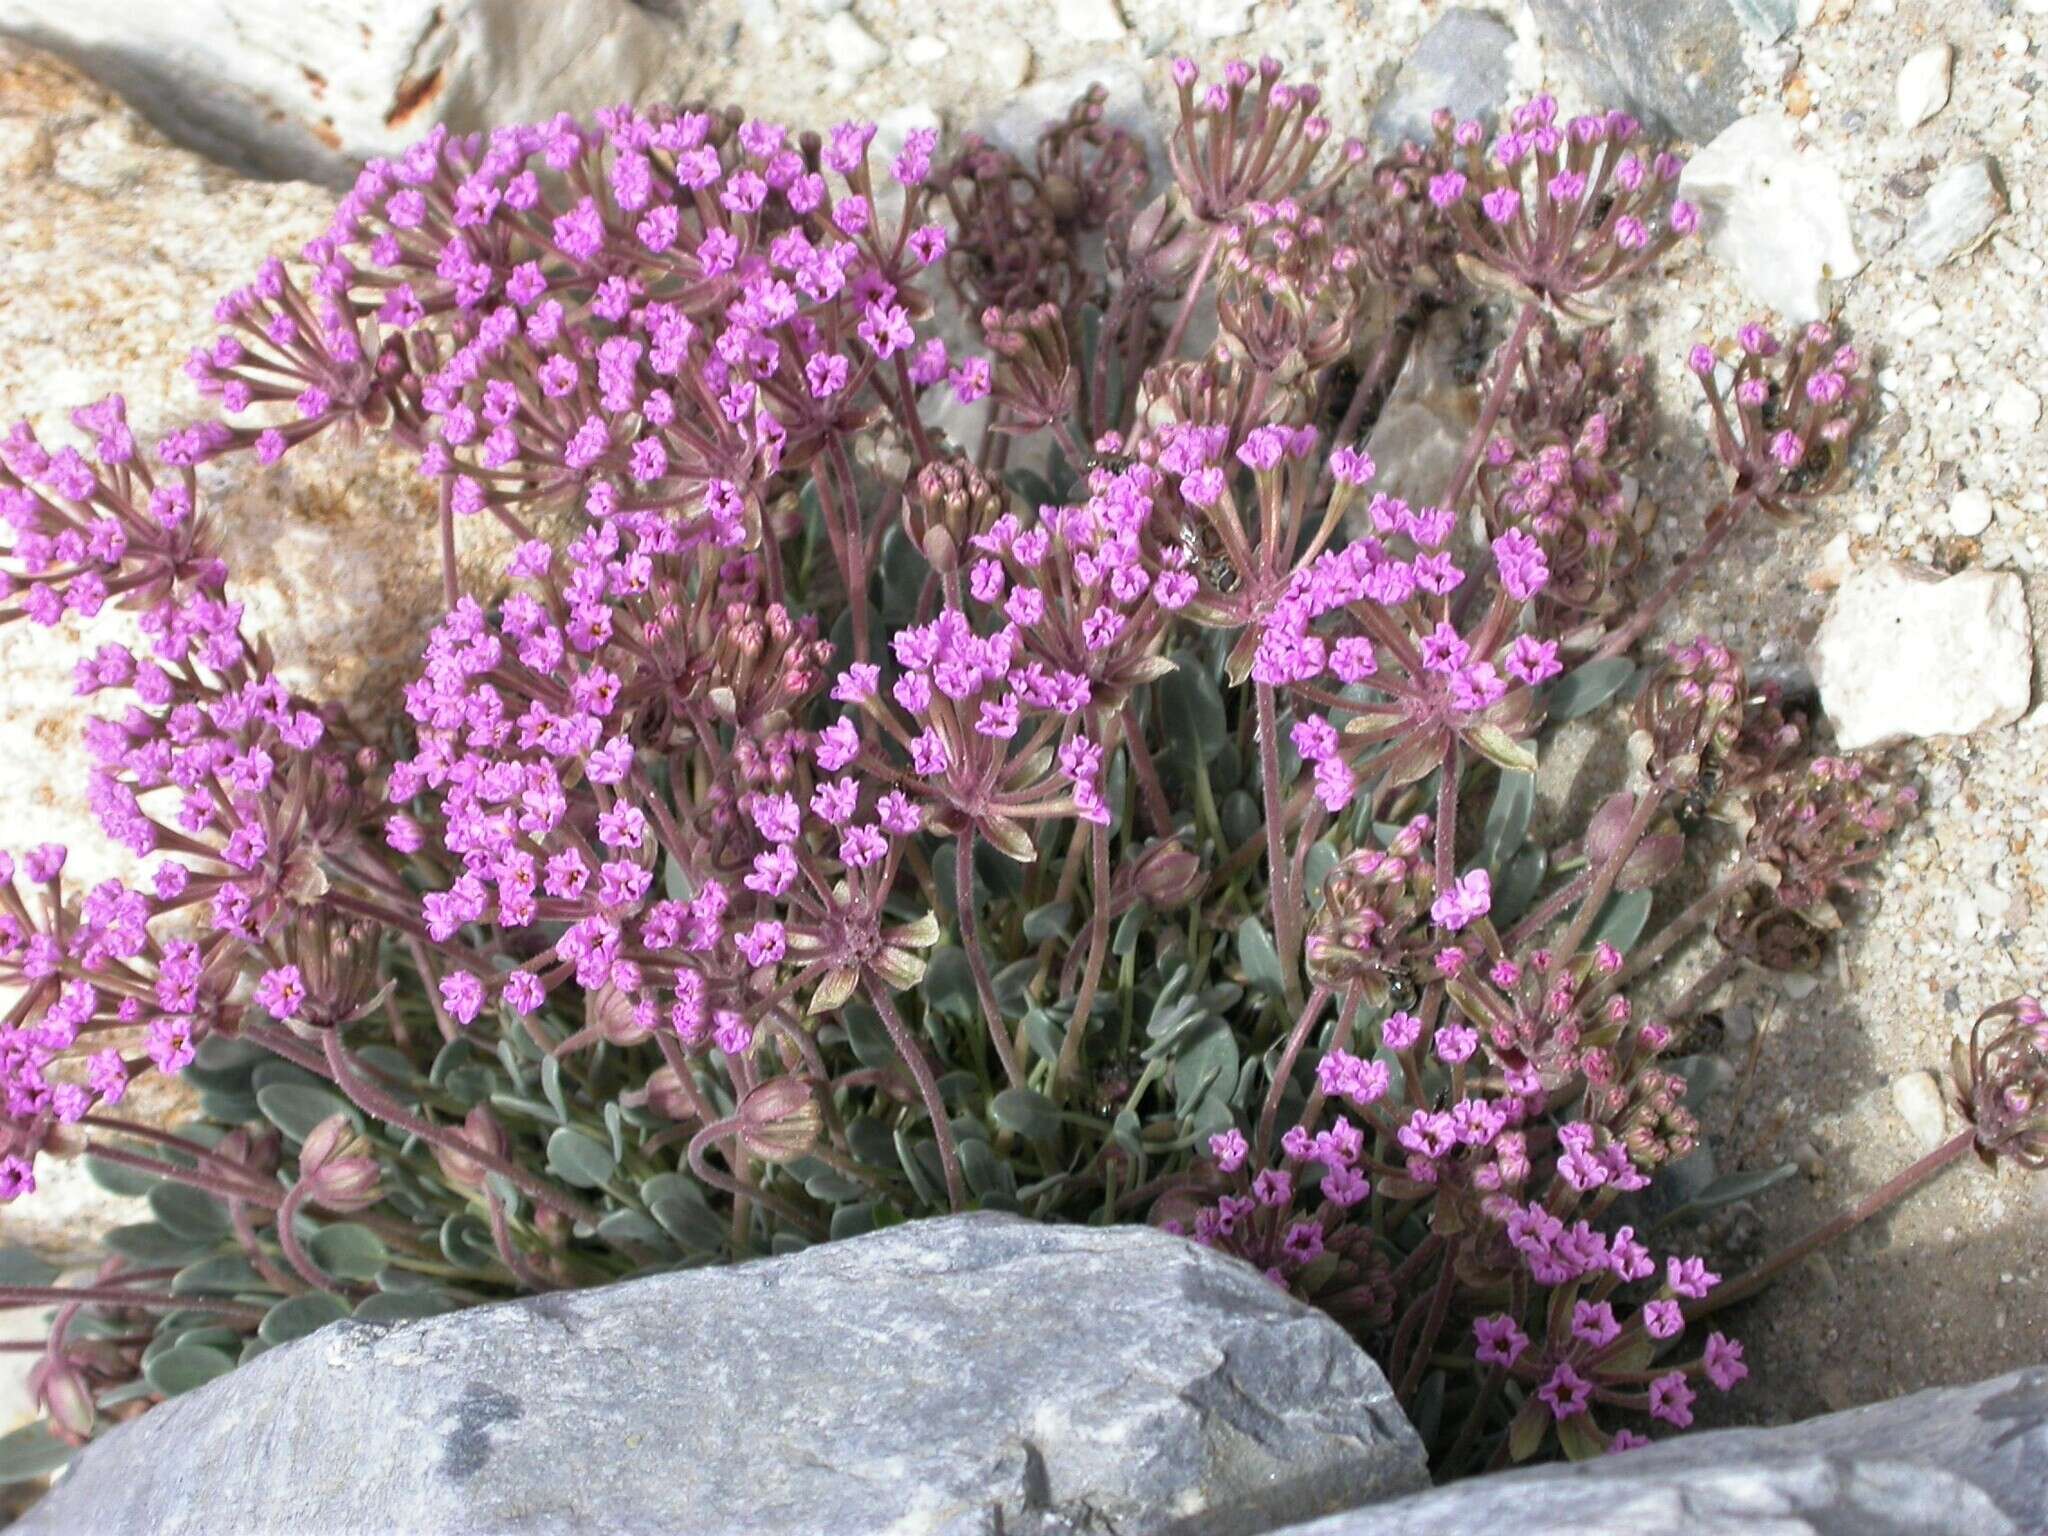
1,0 -> 2044,1452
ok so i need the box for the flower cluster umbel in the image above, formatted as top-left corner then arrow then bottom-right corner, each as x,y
1,67 -> 2009,1480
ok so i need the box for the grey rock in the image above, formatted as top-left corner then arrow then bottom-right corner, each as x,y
1264,1367 -> 2048,1536
20,1214 -> 1430,1536
1369,9 -> 1516,148
1527,0 -> 1747,143
1727,0 -> 1796,42
1904,157 -> 2009,270
0,0 -> 693,186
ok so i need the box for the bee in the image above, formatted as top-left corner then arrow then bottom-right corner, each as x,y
1675,759 -> 1721,834
1085,451 -> 1138,476
1178,520 -> 1242,594
1384,968 -> 1419,1013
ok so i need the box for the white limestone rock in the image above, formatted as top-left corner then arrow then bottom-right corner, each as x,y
1679,115 -> 1865,323
1809,562 -> 2034,750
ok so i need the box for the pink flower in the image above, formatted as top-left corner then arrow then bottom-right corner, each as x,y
1667,1255 -> 1720,1300
1209,1129 -> 1249,1172
1474,1314 -> 1529,1367
1648,1371 -> 1696,1428
1431,869 -> 1492,931
1703,1332 -> 1748,1391
1538,1362 -> 1593,1420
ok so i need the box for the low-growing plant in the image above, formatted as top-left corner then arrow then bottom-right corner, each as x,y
2,64 -> 2042,1485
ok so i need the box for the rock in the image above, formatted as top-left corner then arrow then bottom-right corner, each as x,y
1896,43 -> 1955,130
19,1215 -> 1431,1536
1262,1368 -> 2048,1536
821,11 -> 889,77
1359,305 -> 1482,520
1904,158 -> 2008,270
1369,9 -> 1516,148
1991,379 -> 2041,433
0,0 -> 691,186
1679,115 -> 1864,323
1949,487 -> 1995,538
1805,530 -> 1856,590
1809,562 -> 2034,750
1056,0 -> 1129,44
1890,1070 -> 1951,1153
903,34 -> 952,67
984,32 -> 1035,90
1728,0 -> 1797,42
1526,0 -> 1747,144
0,42 -> 514,895
1193,0 -> 1256,39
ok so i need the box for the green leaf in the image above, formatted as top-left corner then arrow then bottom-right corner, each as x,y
988,1087 -> 1059,1140
259,1292 -> 351,1347
255,1083 -> 355,1143
1588,888 -> 1654,953
353,1291 -> 461,1324
145,1342 -> 237,1398
0,1247 -> 60,1287
1022,901 -> 1073,945
921,946 -> 976,1023
893,1127 -> 943,1209
1545,657 -> 1636,722
1492,844 -> 1548,927
1675,1162 -> 1800,1218
541,1055 -> 570,1123
1465,722 -> 1538,774
642,1174 -> 726,1255
103,1222 -> 219,1267
83,1152 -> 165,1198
595,1209 -> 664,1246
307,1223 -> 390,1283
1158,652 -> 1227,768
1480,769 -> 1536,876
840,1003 -> 896,1072
1171,1021 -> 1240,1111
439,1213 -> 498,1274
148,1182 -> 231,1241
545,1128 -> 616,1189
958,1138 -> 1016,1201
0,1420 -> 73,1484
1235,918 -> 1284,1000
171,1255 -> 267,1296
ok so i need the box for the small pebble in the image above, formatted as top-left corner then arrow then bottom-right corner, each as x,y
1896,43 -> 1954,130
1056,0 -> 1128,43
902,35 -> 950,66
1950,487 -> 1994,538
1905,157 -> 2008,270
1890,1070 -> 1950,1153
984,32 -> 1034,90
821,12 -> 888,77
1992,379 -> 2042,432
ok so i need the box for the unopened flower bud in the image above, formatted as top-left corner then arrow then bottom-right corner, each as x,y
297,1112 -> 382,1212
432,1105 -> 506,1191
737,1076 -> 824,1165
32,1354 -> 94,1442
1133,838 -> 1204,908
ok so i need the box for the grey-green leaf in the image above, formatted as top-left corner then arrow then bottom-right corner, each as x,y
1588,888 -> 1654,953
307,1223 -> 390,1283
0,1420 -> 73,1484
145,1342 -> 237,1398
1235,918 -> 1284,1000
148,1182 -> 231,1241
1545,658 -> 1636,722
545,1128 -> 616,1189
0,1247 -> 60,1288
259,1292 -> 351,1347
988,1087 -> 1059,1141
256,1083 -> 355,1142
1480,769 -> 1536,876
